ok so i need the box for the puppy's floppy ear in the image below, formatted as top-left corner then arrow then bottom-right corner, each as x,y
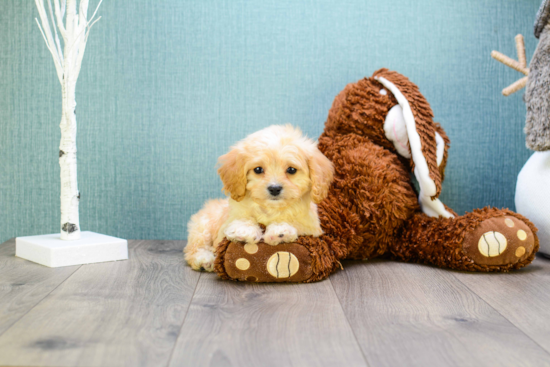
217,147 -> 247,202
308,147 -> 334,204
374,69 -> 453,218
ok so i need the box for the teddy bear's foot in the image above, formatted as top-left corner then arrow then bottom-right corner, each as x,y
215,241 -> 313,282
214,235 -> 344,282
395,208 -> 539,271
462,215 -> 536,267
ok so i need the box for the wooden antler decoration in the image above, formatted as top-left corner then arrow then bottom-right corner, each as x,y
492,35 -> 530,96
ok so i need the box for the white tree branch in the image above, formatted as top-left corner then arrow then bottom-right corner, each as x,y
79,0 -> 89,32
47,0 -> 64,62
75,0 -> 103,78
65,0 -> 76,39
35,18 -> 62,73
87,0 -> 103,26
52,0 -> 67,41
35,0 -> 59,59
85,16 -> 101,41
34,1 -> 64,83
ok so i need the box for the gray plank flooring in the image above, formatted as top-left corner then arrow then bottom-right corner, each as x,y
452,258 -> 550,354
170,273 -> 366,367
0,239 -> 549,367
0,238 -> 81,336
0,240 -> 200,367
330,260 -> 550,367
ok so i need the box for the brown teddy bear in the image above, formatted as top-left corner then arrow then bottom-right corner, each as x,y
214,69 -> 539,283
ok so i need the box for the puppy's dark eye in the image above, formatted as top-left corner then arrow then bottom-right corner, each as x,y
287,167 -> 297,174
254,167 -> 264,174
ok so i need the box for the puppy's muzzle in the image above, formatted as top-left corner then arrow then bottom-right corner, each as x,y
268,185 -> 283,197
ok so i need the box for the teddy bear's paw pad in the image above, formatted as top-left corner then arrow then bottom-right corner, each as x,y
478,231 -> 507,257
266,252 -> 300,278
463,216 -> 535,266
223,242 -> 313,282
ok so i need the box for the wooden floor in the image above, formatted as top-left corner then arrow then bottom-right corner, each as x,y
1,239 -> 550,367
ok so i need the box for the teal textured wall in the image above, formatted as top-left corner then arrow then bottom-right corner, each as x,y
0,0 -> 540,243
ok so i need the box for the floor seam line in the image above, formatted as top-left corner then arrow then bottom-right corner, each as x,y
0,263 -> 83,339
451,272 -> 550,357
329,277 -> 372,367
165,270 -> 202,367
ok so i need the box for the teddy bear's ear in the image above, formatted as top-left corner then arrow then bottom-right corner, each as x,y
373,69 -> 454,218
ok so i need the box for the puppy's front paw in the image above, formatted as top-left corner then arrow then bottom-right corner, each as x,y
186,248 -> 215,272
264,223 -> 298,246
224,220 -> 263,244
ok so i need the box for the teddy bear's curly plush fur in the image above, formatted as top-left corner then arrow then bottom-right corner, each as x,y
214,69 -> 539,283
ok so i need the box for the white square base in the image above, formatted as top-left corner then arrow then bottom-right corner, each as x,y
16,231 -> 128,268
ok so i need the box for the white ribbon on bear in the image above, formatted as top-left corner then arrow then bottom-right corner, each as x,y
376,77 -> 454,219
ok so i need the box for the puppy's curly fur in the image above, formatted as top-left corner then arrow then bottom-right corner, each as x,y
184,125 -> 334,271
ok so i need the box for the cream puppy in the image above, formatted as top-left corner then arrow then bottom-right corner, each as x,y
184,124 -> 334,271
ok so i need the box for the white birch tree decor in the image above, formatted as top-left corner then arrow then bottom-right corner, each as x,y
16,0 -> 127,267
34,0 -> 103,240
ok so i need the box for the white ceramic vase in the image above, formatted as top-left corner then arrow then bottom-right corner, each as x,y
515,151 -> 550,257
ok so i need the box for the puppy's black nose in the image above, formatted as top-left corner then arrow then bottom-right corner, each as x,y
268,185 -> 283,196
